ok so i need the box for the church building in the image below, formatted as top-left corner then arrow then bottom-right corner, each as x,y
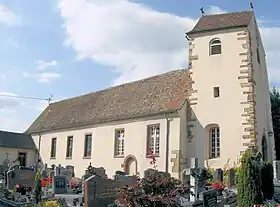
26,9 -> 275,179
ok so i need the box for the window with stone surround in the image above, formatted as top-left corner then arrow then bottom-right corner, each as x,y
50,137 -> 57,158
146,124 -> 160,156
209,38 -> 222,55
114,129 -> 125,157
84,134 -> 92,158
210,127 -> 220,158
66,136 -> 73,158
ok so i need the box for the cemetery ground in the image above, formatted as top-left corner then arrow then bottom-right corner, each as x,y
0,151 -> 279,206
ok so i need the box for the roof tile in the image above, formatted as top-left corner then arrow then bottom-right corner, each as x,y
187,11 -> 253,35
26,69 -> 189,134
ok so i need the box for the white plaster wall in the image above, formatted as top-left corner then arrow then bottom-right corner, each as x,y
32,115 -> 181,178
248,17 -> 276,161
190,28 -> 250,169
0,147 -> 36,166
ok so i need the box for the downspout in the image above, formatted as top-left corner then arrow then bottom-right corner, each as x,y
36,133 -> 42,172
164,113 -> 170,173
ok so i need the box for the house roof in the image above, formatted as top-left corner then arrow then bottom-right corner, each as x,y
26,69 -> 189,134
0,131 -> 37,149
187,11 -> 254,35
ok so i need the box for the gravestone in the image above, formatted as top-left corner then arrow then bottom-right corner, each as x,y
114,175 -> 138,186
85,163 -> 107,179
227,168 -> 236,188
214,168 -> 223,182
55,164 -> 63,176
6,165 -> 36,190
66,165 -> 75,177
84,175 -> 137,207
273,160 -> 280,181
201,189 -> 217,207
52,176 -> 67,194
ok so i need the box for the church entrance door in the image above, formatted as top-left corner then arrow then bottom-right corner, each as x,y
124,155 -> 138,175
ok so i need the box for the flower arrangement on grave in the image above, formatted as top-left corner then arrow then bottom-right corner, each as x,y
115,149 -> 193,206
211,181 -> 225,192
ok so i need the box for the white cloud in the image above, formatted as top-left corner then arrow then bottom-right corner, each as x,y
35,60 -> 57,70
0,92 -> 21,112
259,27 -> 280,84
23,72 -> 61,83
59,1 -> 280,88
207,5 -> 226,15
0,4 -> 22,26
0,117 -> 28,132
59,0 -> 196,85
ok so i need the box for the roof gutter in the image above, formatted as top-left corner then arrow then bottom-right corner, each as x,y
187,25 -> 248,37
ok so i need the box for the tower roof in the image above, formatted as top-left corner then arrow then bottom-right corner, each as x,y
187,11 -> 254,36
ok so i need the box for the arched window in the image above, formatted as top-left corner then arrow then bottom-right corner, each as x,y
209,38 -> 222,55
210,127 -> 220,158
262,135 -> 268,161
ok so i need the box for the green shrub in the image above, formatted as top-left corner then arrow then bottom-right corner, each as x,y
237,151 -> 263,207
261,162 -> 274,200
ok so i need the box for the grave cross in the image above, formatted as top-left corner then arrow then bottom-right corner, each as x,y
183,157 -> 203,202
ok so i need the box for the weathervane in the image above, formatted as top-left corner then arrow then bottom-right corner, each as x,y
200,7 -> 205,16
250,1 -> 254,10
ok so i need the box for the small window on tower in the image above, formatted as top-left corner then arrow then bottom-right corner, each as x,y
213,87 -> 220,98
209,38 -> 222,55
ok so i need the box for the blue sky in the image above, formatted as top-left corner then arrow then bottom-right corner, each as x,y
0,0 -> 280,132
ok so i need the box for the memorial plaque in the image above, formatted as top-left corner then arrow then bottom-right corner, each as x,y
52,176 -> 67,194
202,189 -> 217,207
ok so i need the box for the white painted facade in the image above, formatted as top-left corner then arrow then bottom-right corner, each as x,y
32,114 -> 189,178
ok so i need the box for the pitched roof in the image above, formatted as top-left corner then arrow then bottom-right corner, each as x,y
187,11 -> 254,35
26,69 -> 189,134
0,131 -> 36,149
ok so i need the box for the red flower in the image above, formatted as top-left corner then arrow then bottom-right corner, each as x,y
211,182 -> 225,191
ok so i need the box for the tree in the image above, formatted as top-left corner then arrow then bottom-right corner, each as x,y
270,87 -> 280,159
261,162 -> 274,200
115,171 -> 192,207
237,152 -> 263,207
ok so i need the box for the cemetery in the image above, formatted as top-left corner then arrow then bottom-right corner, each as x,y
0,151 -> 279,206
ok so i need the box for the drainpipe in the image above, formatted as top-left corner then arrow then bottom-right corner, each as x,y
36,133 -> 42,172
164,113 -> 170,173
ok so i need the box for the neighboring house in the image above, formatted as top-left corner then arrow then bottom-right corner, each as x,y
0,131 -> 37,167
26,9 -> 275,179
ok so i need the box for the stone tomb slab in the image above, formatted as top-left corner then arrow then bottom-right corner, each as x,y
52,176 -> 67,194
201,189 -> 217,207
